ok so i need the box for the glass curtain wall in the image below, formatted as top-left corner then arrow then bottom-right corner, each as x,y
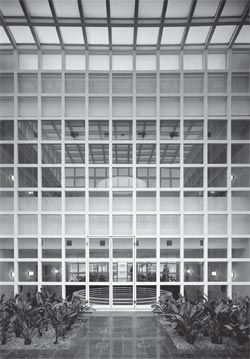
0,50 -> 249,306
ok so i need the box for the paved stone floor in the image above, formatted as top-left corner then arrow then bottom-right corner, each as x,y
0,312 -> 249,359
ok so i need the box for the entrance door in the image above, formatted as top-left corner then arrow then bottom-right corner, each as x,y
111,236 -> 135,308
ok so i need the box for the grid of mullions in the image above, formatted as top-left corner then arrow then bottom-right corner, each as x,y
0,49 -> 250,305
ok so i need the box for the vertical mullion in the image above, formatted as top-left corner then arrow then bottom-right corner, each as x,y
61,51 -> 66,299
85,51 -> 89,303
109,51 -> 113,309
179,50 -> 184,296
37,50 -> 42,291
204,50 -> 208,298
227,49 -> 232,299
156,50 -> 160,300
13,50 -> 18,295
132,51 -> 137,308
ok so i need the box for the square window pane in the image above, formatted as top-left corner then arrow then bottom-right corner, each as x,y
42,144 -> 61,164
112,121 -> 132,140
160,120 -> 180,140
18,168 -> 37,187
18,120 -> 37,140
65,120 -> 85,140
136,120 -> 156,140
65,144 -> 85,164
65,191 -> 85,211
208,120 -> 227,140
42,120 -> 61,140
208,168 -> 227,187
89,168 -> 108,188
184,120 -> 203,140
42,168 -> 61,188
208,144 -> 227,164
137,168 -> 156,188
136,144 -> 156,164
184,191 -> 203,211
184,168 -> 203,187
65,167 -> 85,188
160,168 -> 180,188
184,144 -> 203,164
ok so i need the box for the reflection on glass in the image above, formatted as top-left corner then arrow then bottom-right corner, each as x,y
137,263 -> 156,282
160,262 -> 180,282
66,263 -> 85,282
89,263 -> 109,282
42,262 -> 62,282
184,262 -> 203,282
89,238 -> 109,258
208,238 -> 227,258
208,262 -> 227,282
113,263 -> 133,282
160,238 -> 180,258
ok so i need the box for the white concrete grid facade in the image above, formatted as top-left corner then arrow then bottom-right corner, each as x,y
0,49 -> 249,309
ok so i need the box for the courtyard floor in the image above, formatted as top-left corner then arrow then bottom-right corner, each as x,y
0,312 -> 249,359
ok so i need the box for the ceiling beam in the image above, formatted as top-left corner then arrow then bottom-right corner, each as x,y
157,0 -> 168,50
133,0 -> 139,50
48,0 -> 64,50
229,2 -> 250,49
106,0 -> 112,51
77,0 -> 88,50
2,16 -> 248,28
181,0 -> 197,50
205,0 -> 226,49
19,0 -> 40,49
0,9 -> 17,49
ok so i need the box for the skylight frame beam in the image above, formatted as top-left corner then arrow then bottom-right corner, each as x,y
2,16 -> 249,28
19,0 -> 40,49
0,9 -> 17,49
48,0 -> 64,50
106,0 -> 112,50
181,0 -> 197,50
204,0 -> 226,49
133,0 -> 139,50
77,0 -> 88,50
228,2 -> 250,49
157,0 -> 168,50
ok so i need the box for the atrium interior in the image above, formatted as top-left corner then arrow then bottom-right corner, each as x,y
0,0 -> 249,309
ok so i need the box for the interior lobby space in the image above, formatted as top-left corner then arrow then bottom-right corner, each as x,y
0,0 -> 250,310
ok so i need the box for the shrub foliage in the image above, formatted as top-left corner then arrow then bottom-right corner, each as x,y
152,291 -> 250,346
0,289 -> 92,346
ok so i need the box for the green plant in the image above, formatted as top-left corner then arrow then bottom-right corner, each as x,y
45,301 -> 78,344
203,296 -> 232,344
13,295 -> 45,345
225,297 -> 250,346
0,295 -> 12,345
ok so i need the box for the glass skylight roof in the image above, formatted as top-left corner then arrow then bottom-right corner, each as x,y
193,0 -> 220,17
9,26 -> 34,44
60,27 -> 84,44
0,0 -> 23,16
112,28 -> 134,45
186,26 -> 210,44
221,0 -> 248,17
86,27 -> 109,45
235,25 -> 250,43
0,26 -> 10,43
25,0 -> 52,17
166,0 -> 192,18
0,0 -> 248,50
161,27 -> 185,45
110,0 -> 134,18
210,25 -> 236,44
137,27 -> 159,45
139,0 -> 163,18
53,0 -> 79,17
35,27 -> 59,44
82,0 -> 106,18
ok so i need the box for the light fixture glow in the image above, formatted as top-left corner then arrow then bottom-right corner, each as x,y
186,269 -> 191,274
54,269 -> 59,274
11,175 -> 14,181
11,272 -> 15,277
28,271 -> 34,276
211,271 -> 217,276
